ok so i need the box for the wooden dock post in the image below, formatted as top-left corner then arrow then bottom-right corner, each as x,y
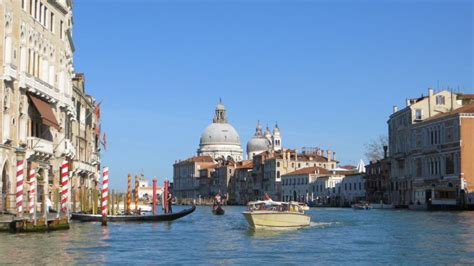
134,175 -> 139,213
152,177 -> 157,215
127,174 -> 131,214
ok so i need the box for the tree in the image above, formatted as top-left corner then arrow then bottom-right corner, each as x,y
364,135 -> 388,162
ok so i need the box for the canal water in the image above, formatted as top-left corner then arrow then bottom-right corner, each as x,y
1,206 -> 474,264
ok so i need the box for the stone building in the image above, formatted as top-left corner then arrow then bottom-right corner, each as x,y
69,73 -> 100,212
365,146 -> 391,204
388,88 -> 473,208
281,166 -> 331,202
173,155 -> 216,200
0,0 -> 78,213
388,89 -> 460,206
409,102 -> 474,210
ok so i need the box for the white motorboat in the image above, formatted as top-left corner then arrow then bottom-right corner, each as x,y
243,201 -> 311,229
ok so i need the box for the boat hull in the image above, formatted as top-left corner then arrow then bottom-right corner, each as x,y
243,211 -> 311,229
212,207 -> 225,215
71,205 -> 196,222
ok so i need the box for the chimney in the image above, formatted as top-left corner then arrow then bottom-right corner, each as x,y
428,88 -> 434,97
406,98 -> 410,107
393,106 -> 398,113
333,151 -> 337,162
383,145 -> 388,159
327,150 -> 332,162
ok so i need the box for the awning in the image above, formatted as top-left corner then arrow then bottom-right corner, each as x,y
28,94 -> 60,130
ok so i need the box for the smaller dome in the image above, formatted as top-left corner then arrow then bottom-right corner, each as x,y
247,137 -> 271,154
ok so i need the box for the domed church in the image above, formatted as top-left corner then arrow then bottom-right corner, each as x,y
247,121 -> 282,160
197,100 -> 244,161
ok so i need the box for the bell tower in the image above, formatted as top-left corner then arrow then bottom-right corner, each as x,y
272,123 -> 282,151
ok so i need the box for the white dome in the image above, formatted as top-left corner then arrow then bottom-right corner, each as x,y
247,137 -> 270,154
200,123 -> 241,145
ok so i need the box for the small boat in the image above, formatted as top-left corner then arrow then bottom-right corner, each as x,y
243,201 -> 311,229
71,205 -> 196,222
212,205 -> 225,215
352,202 -> 372,210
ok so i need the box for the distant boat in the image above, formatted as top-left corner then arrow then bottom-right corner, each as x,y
71,205 -> 196,222
212,205 -> 225,215
243,201 -> 311,229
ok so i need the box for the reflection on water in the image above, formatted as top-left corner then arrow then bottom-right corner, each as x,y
1,206 -> 474,264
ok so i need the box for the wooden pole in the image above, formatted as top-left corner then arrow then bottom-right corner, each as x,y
127,174 -> 131,214
152,178 -> 157,215
101,167 -> 109,226
134,175 -> 139,213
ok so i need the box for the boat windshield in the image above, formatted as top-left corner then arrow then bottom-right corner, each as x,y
247,201 -> 304,213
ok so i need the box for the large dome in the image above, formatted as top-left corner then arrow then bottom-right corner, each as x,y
200,123 -> 241,145
197,101 -> 243,161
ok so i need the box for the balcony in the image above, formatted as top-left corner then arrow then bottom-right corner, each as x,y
2,63 -> 17,81
73,160 -> 98,176
19,73 -> 60,103
27,137 -> 54,156
56,139 -> 76,158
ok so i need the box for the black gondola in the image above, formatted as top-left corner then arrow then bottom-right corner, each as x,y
71,205 -> 196,222
212,205 -> 225,215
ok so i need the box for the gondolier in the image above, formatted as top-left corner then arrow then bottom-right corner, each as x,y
167,193 -> 173,213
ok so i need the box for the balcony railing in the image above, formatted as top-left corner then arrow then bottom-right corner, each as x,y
3,63 -> 17,80
56,139 -> 76,158
27,137 -> 54,155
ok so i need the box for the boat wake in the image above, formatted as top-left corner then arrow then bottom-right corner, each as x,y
309,221 -> 341,228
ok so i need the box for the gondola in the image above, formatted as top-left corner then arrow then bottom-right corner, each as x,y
71,205 -> 196,222
212,205 -> 225,215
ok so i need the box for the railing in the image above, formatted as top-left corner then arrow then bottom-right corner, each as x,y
27,137 -> 54,155
56,139 -> 76,157
3,63 -> 17,80
19,73 -> 60,103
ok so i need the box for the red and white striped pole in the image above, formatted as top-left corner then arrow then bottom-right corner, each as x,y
28,168 -> 37,220
16,159 -> 25,217
60,160 -> 69,216
101,167 -> 109,226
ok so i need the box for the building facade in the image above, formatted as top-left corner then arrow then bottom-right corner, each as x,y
0,0 -> 100,214
388,88 -> 473,209
365,146 -> 391,204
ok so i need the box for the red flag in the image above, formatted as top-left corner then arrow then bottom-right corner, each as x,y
94,101 -> 102,121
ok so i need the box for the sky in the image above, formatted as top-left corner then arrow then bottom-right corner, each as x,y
72,0 -> 473,190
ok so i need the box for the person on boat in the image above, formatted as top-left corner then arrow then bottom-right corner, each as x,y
167,193 -> 173,213
264,192 -> 272,201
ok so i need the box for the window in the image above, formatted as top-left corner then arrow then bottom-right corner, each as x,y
445,154 -> 455,175
43,7 -> 47,27
277,162 -> 280,167
415,109 -> 423,120
60,20 -> 64,39
50,12 -> 55,32
22,0 -> 26,10
39,3 -> 43,24
415,158 -> 422,177
436,95 -> 445,105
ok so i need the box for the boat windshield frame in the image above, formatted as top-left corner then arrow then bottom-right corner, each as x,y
246,200 -> 305,213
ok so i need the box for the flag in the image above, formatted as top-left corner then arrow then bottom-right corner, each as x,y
94,101 -> 102,121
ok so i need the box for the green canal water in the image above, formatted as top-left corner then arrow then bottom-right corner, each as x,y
1,206 -> 474,264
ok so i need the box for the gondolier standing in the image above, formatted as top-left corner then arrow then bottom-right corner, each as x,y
167,193 -> 173,213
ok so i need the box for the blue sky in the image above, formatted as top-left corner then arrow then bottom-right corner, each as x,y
72,0 -> 473,190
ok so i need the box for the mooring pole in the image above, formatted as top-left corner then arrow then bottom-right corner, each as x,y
127,174 -> 131,214
135,175 -> 139,213
101,167 -> 109,226
152,177 -> 157,215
